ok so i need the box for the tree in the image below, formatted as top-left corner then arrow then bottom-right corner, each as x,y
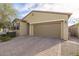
0,3 -> 17,29
12,18 -> 20,30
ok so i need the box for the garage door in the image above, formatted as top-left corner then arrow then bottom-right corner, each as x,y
33,21 -> 61,38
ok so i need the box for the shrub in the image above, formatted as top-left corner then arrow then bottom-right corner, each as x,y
0,32 -> 16,42
0,36 -> 11,42
0,34 -> 6,37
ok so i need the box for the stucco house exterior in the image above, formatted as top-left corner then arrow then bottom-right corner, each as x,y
18,10 -> 72,40
69,23 -> 79,38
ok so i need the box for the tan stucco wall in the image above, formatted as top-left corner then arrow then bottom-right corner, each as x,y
25,11 -> 69,24
19,21 -> 28,36
24,13 -> 33,22
29,24 -> 34,36
69,25 -> 78,37
63,20 -> 69,40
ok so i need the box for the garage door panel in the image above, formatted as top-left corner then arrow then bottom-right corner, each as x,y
33,21 -> 61,38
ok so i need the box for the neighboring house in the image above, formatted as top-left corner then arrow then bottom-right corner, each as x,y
18,10 -> 72,40
69,23 -> 79,38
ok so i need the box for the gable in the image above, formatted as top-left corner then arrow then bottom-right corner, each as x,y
23,11 -> 71,24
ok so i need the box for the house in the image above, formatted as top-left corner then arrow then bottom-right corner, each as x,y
12,18 -> 20,35
69,23 -> 79,38
18,10 -> 72,40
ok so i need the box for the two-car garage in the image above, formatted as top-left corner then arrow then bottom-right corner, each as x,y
19,10 -> 72,40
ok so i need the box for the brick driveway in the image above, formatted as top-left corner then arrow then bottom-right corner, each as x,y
0,36 -> 79,56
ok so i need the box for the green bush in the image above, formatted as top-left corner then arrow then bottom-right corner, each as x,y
0,34 -> 6,37
0,32 -> 16,42
0,36 -> 11,42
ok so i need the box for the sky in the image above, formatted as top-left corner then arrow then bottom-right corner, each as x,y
12,3 -> 79,26
12,3 -> 39,19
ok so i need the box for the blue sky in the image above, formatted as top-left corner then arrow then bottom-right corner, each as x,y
12,3 -> 79,26
12,3 -> 39,19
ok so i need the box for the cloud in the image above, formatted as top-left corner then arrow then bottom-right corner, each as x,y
35,3 -> 79,13
13,3 -> 26,11
13,3 -> 38,12
13,3 -> 39,19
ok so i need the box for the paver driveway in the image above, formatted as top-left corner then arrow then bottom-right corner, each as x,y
0,36 -> 79,56
0,36 -> 63,56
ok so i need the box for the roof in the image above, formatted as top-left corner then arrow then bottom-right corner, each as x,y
33,10 -> 72,15
22,10 -> 72,20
